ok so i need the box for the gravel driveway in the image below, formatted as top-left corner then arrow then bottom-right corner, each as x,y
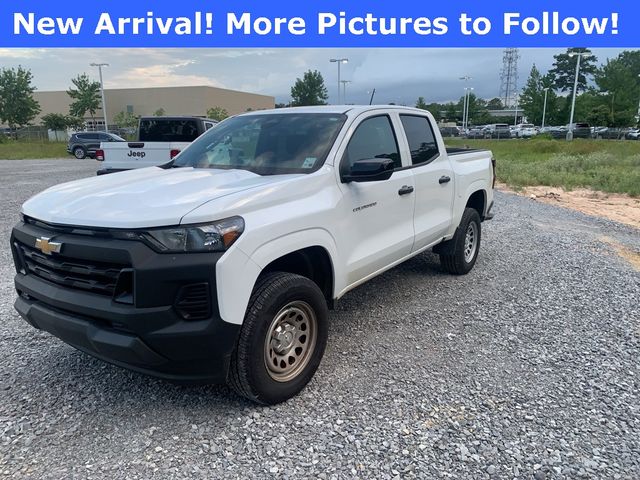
1,159 -> 639,479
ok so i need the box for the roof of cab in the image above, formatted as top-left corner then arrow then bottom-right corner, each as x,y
241,105 -> 431,117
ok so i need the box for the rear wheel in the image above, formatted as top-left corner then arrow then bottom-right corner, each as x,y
438,208 -> 482,275
228,272 -> 328,405
73,146 -> 86,159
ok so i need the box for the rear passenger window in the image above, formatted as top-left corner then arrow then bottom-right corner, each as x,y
400,115 -> 439,165
342,116 -> 400,173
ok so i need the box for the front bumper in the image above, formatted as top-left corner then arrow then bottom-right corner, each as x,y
10,220 -> 240,384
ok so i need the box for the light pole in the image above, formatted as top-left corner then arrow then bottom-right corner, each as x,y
90,63 -> 109,132
514,93 -> 519,126
463,87 -> 474,129
330,58 -> 348,104
566,52 -> 592,141
541,87 -> 549,128
340,80 -> 352,104
459,76 -> 472,129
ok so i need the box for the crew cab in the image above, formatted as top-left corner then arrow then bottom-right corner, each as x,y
97,116 -> 217,174
10,106 -> 495,405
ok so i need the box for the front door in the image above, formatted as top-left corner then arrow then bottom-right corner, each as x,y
335,114 -> 416,286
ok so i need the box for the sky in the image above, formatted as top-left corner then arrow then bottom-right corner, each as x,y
0,47 -> 629,105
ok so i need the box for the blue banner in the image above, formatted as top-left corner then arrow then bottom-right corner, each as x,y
0,0 -> 636,48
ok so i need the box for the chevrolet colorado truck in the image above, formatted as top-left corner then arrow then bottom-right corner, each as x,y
10,106 -> 494,405
96,116 -> 218,174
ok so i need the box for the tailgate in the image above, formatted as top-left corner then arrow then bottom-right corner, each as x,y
100,142 -> 186,170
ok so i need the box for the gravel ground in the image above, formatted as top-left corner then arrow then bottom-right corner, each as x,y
1,159 -> 639,479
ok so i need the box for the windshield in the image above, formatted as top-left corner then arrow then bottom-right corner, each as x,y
110,134 -> 126,141
172,113 -> 347,175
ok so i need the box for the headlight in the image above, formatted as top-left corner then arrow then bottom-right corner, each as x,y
118,217 -> 244,253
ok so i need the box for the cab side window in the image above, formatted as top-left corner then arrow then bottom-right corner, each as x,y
400,115 -> 439,165
341,116 -> 401,175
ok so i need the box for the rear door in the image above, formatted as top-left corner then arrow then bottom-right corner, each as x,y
335,112 -> 416,286
397,114 -> 455,251
85,133 -> 101,154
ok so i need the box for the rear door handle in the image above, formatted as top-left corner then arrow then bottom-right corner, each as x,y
439,175 -> 451,184
398,185 -> 414,196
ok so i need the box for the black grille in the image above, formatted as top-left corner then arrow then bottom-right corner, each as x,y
16,241 -> 129,297
175,283 -> 211,320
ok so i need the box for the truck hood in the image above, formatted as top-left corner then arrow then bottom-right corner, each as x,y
22,167 -> 301,228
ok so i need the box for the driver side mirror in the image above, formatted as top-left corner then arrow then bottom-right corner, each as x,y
341,158 -> 395,183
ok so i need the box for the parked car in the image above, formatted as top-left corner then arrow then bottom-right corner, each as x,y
439,126 -> 461,137
626,128 -> 639,140
512,123 -> 538,138
568,123 -> 593,139
466,126 -> 486,139
11,105 -> 495,404
97,116 -> 218,174
595,127 -> 630,140
67,132 -> 126,159
483,124 -> 512,139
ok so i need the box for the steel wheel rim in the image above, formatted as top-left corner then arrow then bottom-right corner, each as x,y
264,301 -> 317,383
464,222 -> 478,263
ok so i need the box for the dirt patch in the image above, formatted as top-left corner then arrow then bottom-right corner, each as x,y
498,183 -> 640,230
600,236 -> 640,271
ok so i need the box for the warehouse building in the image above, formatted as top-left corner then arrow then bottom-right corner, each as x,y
32,85 -> 275,129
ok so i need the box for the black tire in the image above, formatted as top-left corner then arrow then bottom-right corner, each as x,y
228,272 -> 328,405
438,208 -> 482,275
73,146 -> 86,159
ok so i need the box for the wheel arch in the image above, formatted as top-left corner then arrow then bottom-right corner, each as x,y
216,229 -> 340,325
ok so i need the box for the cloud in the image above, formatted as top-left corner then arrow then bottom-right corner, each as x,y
0,48 -> 47,59
109,60 -> 224,88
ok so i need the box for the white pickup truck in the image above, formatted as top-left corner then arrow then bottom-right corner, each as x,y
96,116 -> 217,174
11,106 -> 495,404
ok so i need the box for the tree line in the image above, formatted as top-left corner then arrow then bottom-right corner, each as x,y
416,48 -> 639,128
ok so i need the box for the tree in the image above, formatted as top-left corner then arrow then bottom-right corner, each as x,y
41,113 -> 70,141
290,70 -> 328,106
415,97 -> 429,110
153,108 -> 166,116
549,48 -> 598,93
206,106 -> 229,121
444,103 -> 458,122
457,93 -> 489,125
113,111 -> 139,128
486,98 -> 504,110
0,66 -> 41,132
595,50 -> 640,127
67,73 -> 101,121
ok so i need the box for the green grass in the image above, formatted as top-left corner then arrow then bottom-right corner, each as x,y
0,141 -> 69,160
446,138 -> 640,197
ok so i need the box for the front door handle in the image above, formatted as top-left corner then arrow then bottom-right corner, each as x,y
439,175 -> 451,184
398,185 -> 414,196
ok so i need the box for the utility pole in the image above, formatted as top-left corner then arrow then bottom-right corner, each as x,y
90,63 -> 109,132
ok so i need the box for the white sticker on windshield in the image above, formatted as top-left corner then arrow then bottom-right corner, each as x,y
302,157 -> 316,168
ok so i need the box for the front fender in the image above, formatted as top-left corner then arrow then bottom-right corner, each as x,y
216,229 -> 340,325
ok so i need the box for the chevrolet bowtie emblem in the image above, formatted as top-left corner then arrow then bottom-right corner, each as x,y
35,237 -> 62,255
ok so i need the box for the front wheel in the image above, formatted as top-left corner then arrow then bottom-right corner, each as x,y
437,208 -> 482,275
228,272 -> 328,405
